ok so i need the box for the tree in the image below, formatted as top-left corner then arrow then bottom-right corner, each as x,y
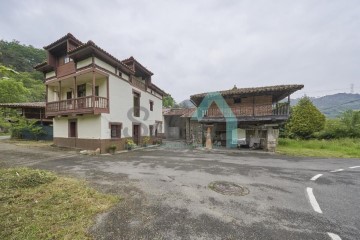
286,96 -> 325,139
340,110 -> 360,137
0,78 -> 29,103
163,95 -> 176,108
0,39 -> 46,73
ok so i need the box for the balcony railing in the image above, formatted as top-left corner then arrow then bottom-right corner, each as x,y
46,96 -> 109,116
199,103 -> 290,118
131,76 -> 146,91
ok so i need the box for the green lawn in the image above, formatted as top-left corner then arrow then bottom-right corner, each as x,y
0,167 -> 118,240
277,138 -> 360,158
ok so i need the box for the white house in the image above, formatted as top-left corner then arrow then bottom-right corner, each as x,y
35,33 -> 165,153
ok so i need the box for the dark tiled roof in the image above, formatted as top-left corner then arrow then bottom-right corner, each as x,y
163,108 -> 196,116
0,102 -> 46,108
68,40 -> 135,74
191,84 -> 304,99
122,56 -> 154,75
44,33 -> 83,50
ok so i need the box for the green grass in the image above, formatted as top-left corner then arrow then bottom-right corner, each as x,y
277,138 -> 360,158
0,167 -> 118,240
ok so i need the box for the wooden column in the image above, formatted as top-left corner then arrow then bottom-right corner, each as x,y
58,81 -> 61,111
73,76 -> 77,109
92,71 -> 95,109
287,95 -> 290,115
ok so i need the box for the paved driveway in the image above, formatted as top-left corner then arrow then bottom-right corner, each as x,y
0,141 -> 359,240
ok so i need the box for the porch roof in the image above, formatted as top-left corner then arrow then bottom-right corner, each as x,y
190,84 -> 304,105
0,102 -> 46,109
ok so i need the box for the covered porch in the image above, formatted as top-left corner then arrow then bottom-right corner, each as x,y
45,69 -> 109,117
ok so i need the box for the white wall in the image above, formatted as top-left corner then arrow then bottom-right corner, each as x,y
46,71 -> 56,79
53,115 -> 102,139
99,74 -> 163,139
94,58 -> 115,73
76,58 -> 92,69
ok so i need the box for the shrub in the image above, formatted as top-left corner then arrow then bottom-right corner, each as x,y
285,96 -> 325,139
125,139 -> 136,149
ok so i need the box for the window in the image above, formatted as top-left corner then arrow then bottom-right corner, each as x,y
234,98 -> 241,104
66,91 -> 72,105
133,91 -> 140,117
95,86 -> 99,96
149,125 -> 154,137
118,71 -> 122,77
77,84 -> 86,97
149,100 -> 154,111
59,55 -> 72,65
110,123 -> 122,138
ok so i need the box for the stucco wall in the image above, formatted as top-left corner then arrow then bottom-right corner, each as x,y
76,58 -> 92,69
99,74 -> 163,139
53,115 -> 102,139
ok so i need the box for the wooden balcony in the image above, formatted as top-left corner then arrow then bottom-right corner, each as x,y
198,103 -> 290,122
131,76 -> 146,91
56,62 -> 76,78
46,96 -> 109,117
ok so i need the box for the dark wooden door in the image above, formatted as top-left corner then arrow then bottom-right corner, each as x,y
133,124 -> 140,145
69,120 -> 77,138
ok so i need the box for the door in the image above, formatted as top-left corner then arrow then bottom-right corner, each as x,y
133,124 -> 140,145
69,120 -> 77,138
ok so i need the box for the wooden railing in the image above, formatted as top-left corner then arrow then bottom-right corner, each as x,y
200,103 -> 290,118
46,96 -> 108,115
131,76 -> 146,91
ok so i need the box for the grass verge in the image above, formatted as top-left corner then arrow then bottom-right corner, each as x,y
0,167 -> 118,239
277,138 -> 360,158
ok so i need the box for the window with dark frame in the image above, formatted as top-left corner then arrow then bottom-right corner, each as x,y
133,92 -> 140,117
149,125 -> 154,137
110,123 -> 121,138
149,100 -> 154,111
66,91 -> 72,105
95,86 -> 99,101
234,98 -> 241,104
77,84 -> 86,97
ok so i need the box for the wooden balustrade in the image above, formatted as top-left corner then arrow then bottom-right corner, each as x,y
46,96 -> 109,116
200,103 -> 290,118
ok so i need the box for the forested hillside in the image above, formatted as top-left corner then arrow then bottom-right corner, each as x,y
0,40 -> 46,103
291,93 -> 360,118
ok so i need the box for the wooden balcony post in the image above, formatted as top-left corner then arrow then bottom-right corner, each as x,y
58,81 -> 61,111
287,95 -> 290,115
92,70 -> 95,109
73,76 -> 77,109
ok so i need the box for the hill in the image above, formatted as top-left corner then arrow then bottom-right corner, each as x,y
0,39 -> 46,102
291,93 -> 360,118
0,40 -> 46,74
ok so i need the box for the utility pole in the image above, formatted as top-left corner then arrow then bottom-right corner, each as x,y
351,83 -> 354,94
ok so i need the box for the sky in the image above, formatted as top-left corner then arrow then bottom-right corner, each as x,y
1,0 -> 359,102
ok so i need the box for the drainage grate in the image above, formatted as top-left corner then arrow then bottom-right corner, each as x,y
208,181 -> 250,196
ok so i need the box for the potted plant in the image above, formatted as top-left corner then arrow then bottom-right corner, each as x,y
108,144 -> 117,154
142,136 -> 150,147
125,139 -> 136,150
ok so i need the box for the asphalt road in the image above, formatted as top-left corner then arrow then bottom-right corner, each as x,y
0,140 -> 359,240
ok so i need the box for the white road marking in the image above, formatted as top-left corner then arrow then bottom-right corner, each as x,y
349,166 -> 360,169
311,174 -> 323,181
306,187 -> 322,213
330,169 -> 344,173
327,232 -> 342,240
